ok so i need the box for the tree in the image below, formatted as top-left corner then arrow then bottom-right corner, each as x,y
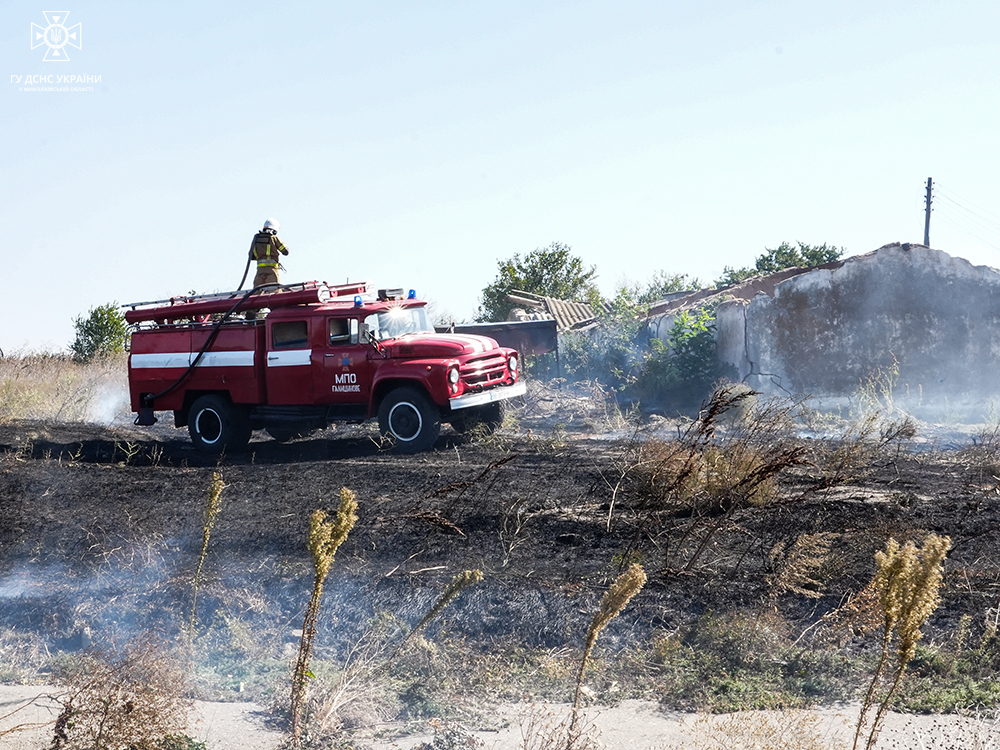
628,271 -> 702,305
715,241 -> 845,288
477,242 -> 598,322
70,303 -> 127,362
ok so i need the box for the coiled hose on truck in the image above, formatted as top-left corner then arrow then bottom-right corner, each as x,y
136,285 -> 262,421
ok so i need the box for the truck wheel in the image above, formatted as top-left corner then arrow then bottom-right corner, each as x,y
378,388 -> 441,453
188,395 -> 251,453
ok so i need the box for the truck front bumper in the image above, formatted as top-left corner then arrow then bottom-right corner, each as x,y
449,381 -> 527,411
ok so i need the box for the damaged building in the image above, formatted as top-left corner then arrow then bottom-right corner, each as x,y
649,242 -> 1000,417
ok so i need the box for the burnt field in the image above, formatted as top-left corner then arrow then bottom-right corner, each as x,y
3,384 -> 1000,722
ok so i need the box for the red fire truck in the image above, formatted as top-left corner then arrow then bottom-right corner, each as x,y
124,281 -> 525,453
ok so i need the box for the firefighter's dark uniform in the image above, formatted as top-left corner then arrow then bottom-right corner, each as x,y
250,229 -> 289,286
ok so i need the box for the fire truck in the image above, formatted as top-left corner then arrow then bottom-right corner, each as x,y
124,281 -> 525,453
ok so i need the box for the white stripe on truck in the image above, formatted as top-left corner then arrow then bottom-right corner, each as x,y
265,348 -> 312,367
131,350 -> 255,369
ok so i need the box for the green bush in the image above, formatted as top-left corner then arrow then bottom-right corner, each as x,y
70,302 -> 127,363
714,241 -> 844,288
477,242 -> 598,323
561,295 -> 730,414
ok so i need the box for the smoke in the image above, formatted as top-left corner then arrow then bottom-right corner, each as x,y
86,377 -> 132,426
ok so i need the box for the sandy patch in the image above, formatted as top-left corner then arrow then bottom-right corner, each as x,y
4,687 -> 1000,750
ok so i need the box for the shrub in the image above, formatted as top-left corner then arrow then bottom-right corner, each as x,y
561,290 -> 729,414
622,385 -> 807,573
50,633 -> 191,750
70,303 -> 128,363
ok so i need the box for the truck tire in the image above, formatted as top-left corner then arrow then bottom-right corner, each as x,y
378,387 -> 441,453
188,395 -> 252,453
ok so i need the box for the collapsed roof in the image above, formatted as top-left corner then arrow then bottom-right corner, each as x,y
505,290 -> 612,332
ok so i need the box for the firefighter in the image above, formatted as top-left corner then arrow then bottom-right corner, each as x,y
250,218 -> 289,287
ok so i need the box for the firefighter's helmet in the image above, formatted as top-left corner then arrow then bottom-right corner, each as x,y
263,218 -> 280,232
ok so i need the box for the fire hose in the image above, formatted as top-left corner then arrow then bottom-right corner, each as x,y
237,249 -> 253,290
136,286 -> 263,423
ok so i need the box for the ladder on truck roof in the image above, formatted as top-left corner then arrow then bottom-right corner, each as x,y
123,281 -> 371,324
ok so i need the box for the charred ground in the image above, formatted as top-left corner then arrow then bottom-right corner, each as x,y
2,385 -> 1000,719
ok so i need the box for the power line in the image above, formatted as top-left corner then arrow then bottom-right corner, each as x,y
924,180 -> 1000,251
936,192 -> 1000,232
936,183 -> 1000,224
935,212 -> 1000,252
937,195 -> 1000,238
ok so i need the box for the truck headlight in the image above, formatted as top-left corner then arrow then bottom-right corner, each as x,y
448,367 -> 460,385
508,355 -> 518,377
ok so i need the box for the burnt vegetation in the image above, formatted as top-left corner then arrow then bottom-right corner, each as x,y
2,371 -> 1000,745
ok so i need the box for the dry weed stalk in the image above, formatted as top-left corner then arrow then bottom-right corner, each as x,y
290,487 -> 358,748
572,563 -> 646,727
627,386 -> 808,573
853,533 -> 951,750
520,704 -> 602,750
189,471 -> 224,635
396,569 -> 484,656
766,532 -> 838,603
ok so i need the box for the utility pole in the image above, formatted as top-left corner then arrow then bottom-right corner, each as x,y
923,177 -> 933,246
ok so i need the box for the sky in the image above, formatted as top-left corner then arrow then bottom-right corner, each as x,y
3,1 -> 1000,352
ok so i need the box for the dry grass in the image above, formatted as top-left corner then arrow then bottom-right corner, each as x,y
49,632 -> 192,750
0,350 -> 129,424
519,704 -> 603,750
820,411 -> 917,488
766,532 -> 839,602
621,385 -> 808,573
656,709 -> 845,750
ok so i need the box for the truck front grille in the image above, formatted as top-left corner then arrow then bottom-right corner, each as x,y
460,352 -> 508,389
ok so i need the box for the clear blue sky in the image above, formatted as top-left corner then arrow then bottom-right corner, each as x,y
3,1 -> 1000,351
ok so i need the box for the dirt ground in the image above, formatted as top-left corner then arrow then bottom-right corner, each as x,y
2,383 -> 1000,748
5,686 -> 1000,750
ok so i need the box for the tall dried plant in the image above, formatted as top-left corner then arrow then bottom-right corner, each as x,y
189,471 -> 224,635
572,563 -> 646,730
395,569 -> 484,657
309,571 -> 484,739
291,488 -> 358,748
766,532 -> 838,604
629,386 -> 807,573
853,533 -> 951,750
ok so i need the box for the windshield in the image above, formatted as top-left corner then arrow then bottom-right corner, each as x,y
364,306 -> 432,341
